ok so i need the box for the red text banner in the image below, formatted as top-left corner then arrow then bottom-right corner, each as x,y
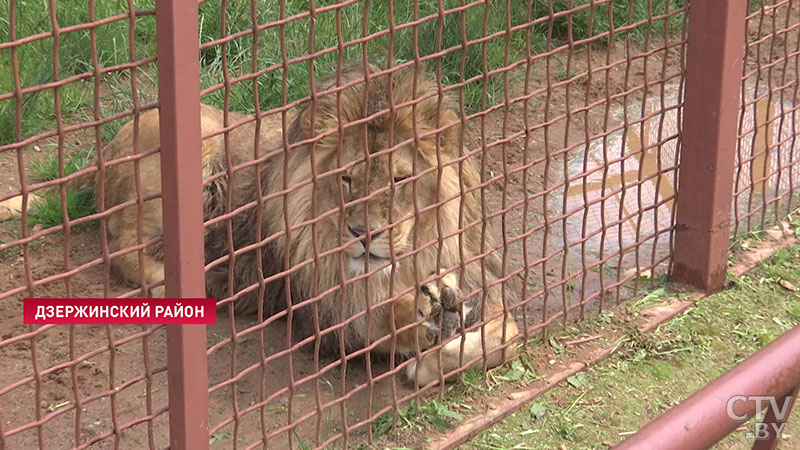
23,298 -> 217,325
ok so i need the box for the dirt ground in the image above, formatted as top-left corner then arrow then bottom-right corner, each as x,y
1,4 -> 798,449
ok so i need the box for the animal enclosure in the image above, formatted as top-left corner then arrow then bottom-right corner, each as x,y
0,0 -> 798,448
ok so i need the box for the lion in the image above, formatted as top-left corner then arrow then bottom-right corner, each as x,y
94,64 -> 518,385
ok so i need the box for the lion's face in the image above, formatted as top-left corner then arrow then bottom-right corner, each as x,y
287,65 -> 464,277
336,134 -> 438,276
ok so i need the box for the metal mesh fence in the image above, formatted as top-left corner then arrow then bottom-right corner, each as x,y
0,0 -> 168,448
0,0 -> 795,449
733,0 -> 800,237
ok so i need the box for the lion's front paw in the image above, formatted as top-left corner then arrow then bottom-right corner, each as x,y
392,272 -> 465,353
419,272 -> 462,344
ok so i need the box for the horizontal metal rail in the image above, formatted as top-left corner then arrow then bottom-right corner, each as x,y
617,325 -> 800,450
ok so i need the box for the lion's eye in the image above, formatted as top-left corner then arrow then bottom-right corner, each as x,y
341,175 -> 352,184
393,176 -> 409,184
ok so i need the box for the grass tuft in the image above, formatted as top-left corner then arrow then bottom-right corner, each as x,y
27,145 -> 96,227
28,188 -> 96,228
29,147 -> 94,182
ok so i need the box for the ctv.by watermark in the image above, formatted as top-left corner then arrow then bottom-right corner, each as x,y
727,395 -> 795,440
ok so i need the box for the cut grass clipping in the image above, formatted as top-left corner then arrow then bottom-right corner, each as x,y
460,244 -> 800,449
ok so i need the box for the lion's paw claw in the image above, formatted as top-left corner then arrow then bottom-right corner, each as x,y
420,273 -> 462,342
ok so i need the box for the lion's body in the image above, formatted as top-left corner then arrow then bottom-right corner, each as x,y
98,65 -> 517,384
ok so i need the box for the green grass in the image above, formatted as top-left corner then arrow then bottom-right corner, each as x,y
460,244 -> 800,449
194,0 -> 538,113
27,145 -> 96,227
28,187 -> 95,228
195,0 -> 685,114
372,398 -> 464,441
2,0 -> 686,146
0,0 -> 158,145
29,145 -> 94,182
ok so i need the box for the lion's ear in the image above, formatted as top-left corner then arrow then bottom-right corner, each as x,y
288,106 -> 312,144
437,109 -> 462,153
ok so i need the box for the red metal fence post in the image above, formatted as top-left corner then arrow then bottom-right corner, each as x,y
671,0 -> 747,291
155,0 -> 209,449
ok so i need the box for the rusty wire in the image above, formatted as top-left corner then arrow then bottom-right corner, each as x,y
733,0 -> 800,238
1,0 -> 796,449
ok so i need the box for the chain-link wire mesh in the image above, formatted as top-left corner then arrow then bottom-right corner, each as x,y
0,1 -> 168,448
733,0 -> 800,237
0,0 -> 797,449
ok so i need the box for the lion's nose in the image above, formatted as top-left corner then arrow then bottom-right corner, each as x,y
348,225 -> 384,242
